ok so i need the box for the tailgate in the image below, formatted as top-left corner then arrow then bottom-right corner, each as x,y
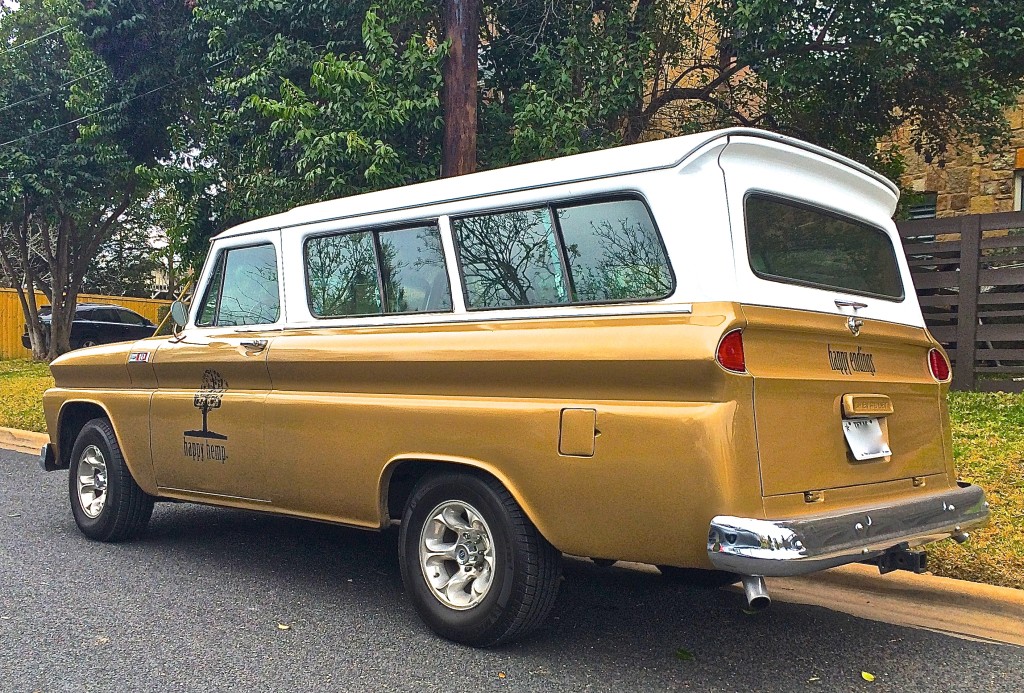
742,305 -> 947,497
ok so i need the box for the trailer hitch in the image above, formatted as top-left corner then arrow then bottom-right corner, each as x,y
868,544 -> 929,575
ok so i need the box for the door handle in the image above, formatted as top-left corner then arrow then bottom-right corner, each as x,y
239,339 -> 268,353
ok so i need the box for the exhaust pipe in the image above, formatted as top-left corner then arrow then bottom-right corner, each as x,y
741,575 -> 771,611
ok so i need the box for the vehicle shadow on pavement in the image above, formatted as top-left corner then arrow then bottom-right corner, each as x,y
117,501 -> 1024,691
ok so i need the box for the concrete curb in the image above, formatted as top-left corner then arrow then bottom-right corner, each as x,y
769,563 -> 1024,647
0,427 -> 48,456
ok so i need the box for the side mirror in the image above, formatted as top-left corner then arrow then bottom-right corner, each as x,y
169,300 -> 189,329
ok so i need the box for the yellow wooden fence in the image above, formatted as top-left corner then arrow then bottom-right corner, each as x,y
0,288 -> 171,359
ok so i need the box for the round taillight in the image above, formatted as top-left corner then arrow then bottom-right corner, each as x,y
717,329 -> 746,373
928,348 -> 951,381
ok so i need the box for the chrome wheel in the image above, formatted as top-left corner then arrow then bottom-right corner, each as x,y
419,500 -> 496,610
76,444 -> 108,519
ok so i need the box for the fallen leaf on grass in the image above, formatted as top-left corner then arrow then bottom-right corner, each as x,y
277,623 -> 292,630
675,648 -> 694,661
861,672 -> 876,682
497,672 -> 506,679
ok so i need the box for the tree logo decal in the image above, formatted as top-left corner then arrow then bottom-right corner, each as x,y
185,369 -> 228,441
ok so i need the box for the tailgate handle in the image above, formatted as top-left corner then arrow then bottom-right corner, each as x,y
842,394 -> 893,418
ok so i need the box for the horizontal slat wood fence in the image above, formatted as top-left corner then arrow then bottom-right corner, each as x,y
897,211 -> 1024,392
0,289 -> 170,360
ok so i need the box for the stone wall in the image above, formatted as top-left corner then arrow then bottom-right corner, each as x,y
895,94 -> 1024,217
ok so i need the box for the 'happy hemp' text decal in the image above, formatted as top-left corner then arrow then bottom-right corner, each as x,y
183,369 -> 229,463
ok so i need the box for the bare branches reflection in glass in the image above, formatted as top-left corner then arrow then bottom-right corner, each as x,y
453,208 -> 569,309
306,231 -> 382,317
198,244 -> 280,327
380,226 -> 452,313
557,200 -> 672,302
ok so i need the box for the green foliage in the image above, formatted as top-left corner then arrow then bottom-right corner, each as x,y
81,220 -> 160,297
0,0 -> 196,358
237,7 -> 446,204
481,2 -> 654,165
714,1 -> 1024,166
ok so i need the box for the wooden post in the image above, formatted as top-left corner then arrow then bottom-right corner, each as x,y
441,0 -> 480,178
953,214 -> 981,391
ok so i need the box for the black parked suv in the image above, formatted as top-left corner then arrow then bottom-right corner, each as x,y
22,303 -> 157,351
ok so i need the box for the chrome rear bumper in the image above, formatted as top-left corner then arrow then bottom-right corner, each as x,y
707,483 -> 989,577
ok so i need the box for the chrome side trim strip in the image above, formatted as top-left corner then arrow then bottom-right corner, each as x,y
158,487 -> 273,504
707,483 -> 989,577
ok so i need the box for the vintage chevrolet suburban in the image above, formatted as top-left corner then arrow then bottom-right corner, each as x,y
40,128 -> 990,646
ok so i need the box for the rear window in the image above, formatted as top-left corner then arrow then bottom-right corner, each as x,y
745,195 -> 904,300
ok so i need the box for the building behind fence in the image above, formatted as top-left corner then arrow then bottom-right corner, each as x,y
0,289 -> 170,360
898,210 -> 1024,392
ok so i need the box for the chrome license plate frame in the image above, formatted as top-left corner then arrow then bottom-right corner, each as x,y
842,417 -> 891,461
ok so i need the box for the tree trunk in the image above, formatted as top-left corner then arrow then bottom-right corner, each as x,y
441,0 -> 481,178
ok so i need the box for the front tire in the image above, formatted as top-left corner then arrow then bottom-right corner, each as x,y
399,472 -> 561,647
69,418 -> 154,542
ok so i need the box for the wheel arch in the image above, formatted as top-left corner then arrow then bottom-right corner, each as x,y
55,400 -> 110,470
379,455 -> 554,547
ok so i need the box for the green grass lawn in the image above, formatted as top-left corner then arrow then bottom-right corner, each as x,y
0,359 -> 52,433
927,391 -> 1024,590
0,358 -> 1021,589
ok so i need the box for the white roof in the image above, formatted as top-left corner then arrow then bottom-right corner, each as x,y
215,127 -> 898,239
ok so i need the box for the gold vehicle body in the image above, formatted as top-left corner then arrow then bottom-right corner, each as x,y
41,128 -> 987,576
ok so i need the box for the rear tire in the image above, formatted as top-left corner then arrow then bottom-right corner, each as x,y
69,418 -> 154,542
399,472 -> 561,647
657,565 -> 741,588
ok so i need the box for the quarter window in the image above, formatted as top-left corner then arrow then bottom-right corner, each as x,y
557,199 -> 672,302
452,198 -> 672,310
305,224 -> 451,318
197,244 -> 281,327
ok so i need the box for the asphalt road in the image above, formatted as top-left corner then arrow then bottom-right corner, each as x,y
2,448 -> 1022,693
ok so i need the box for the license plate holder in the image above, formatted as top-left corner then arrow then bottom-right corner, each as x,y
842,417 -> 891,461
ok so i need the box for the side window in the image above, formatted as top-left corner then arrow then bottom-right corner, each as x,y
452,208 -> 569,309
116,309 -> 147,325
85,308 -> 114,322
306,231 -> 381,317
380,226 -> 452,313
556,199 -> 672,302
305,224 -> 451,317
452,197 -> 673,310
196,244 -> 280,327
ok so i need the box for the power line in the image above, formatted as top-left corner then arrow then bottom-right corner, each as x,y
0,55 -> 233,150
2,23 -> 68,55
0,67 -> 105,115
